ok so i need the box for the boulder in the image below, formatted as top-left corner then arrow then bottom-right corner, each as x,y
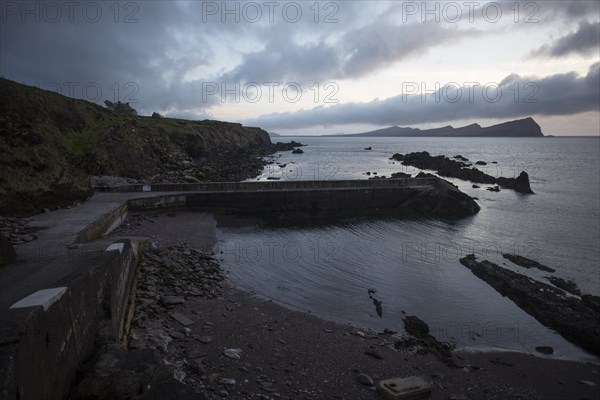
497,171 -> 534,194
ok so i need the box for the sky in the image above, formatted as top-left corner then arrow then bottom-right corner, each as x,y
1,0 -> 599,136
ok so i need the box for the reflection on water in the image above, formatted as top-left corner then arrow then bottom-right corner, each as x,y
216,136 -> 599,362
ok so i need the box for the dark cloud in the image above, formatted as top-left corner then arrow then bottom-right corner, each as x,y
244,63 -> 600,130
1,1 -> 295,116
221,37 -> 341,83
221,21 -> 479,85
532,21 -> 600,57
340,23 -> 477,78
535,0 -> 600,22
1,1 -> 599,123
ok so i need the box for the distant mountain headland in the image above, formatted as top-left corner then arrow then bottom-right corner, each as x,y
333,117 -> 544,137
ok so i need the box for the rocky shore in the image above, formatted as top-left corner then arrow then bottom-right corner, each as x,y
0,216 -> 44,246
69,212 -> 599,400
390,152 -> 534,194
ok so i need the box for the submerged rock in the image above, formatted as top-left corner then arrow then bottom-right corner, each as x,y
547,276 -> 581,296
370,296 -> 383,317
502,254 -> 556,273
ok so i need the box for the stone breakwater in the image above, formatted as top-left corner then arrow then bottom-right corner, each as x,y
93,177 -> 481,218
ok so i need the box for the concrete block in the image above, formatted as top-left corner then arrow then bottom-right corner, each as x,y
377,376 -> 432,400
9,287 -> 67,311
106,243 -> 125,253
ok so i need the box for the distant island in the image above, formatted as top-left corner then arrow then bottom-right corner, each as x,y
329,117 -> 544,137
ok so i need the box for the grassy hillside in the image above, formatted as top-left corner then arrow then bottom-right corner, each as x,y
0,78 -> 277,216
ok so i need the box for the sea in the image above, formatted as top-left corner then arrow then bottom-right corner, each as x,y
214,136 -> 600,362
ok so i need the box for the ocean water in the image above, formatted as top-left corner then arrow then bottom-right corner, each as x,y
215,136 -> 600,361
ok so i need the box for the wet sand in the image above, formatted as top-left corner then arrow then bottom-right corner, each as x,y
109,210 -> 599,400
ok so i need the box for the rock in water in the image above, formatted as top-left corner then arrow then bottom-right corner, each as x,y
497,171 -> 534,194
547,276 -> 581,296
502,254 -> 555,273
390,151 -> 534,194
460,254 -> 600,356
371,297 -> 383,317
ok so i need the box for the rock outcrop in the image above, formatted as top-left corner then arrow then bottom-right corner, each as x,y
395,315 -> 457,367
502,253 -> 555,272
401,173 -> 480,217
390,152 -> 534,194
459,254 -> 600,356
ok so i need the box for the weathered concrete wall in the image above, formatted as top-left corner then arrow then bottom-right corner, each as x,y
127,194 -> 187,212
76,201 -> 128,243
185,186 -> 426,213
94,178 -> 436,193
0,240 -> 136,400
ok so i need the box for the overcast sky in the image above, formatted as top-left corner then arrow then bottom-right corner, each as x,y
1,0 -> 599,135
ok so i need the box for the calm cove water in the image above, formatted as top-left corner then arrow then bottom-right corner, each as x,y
214,136 -> 600,362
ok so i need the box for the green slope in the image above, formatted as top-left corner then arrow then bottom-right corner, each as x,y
0,78 -> 274,215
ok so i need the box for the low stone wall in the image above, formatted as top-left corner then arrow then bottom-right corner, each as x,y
0,240 -> 136,400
